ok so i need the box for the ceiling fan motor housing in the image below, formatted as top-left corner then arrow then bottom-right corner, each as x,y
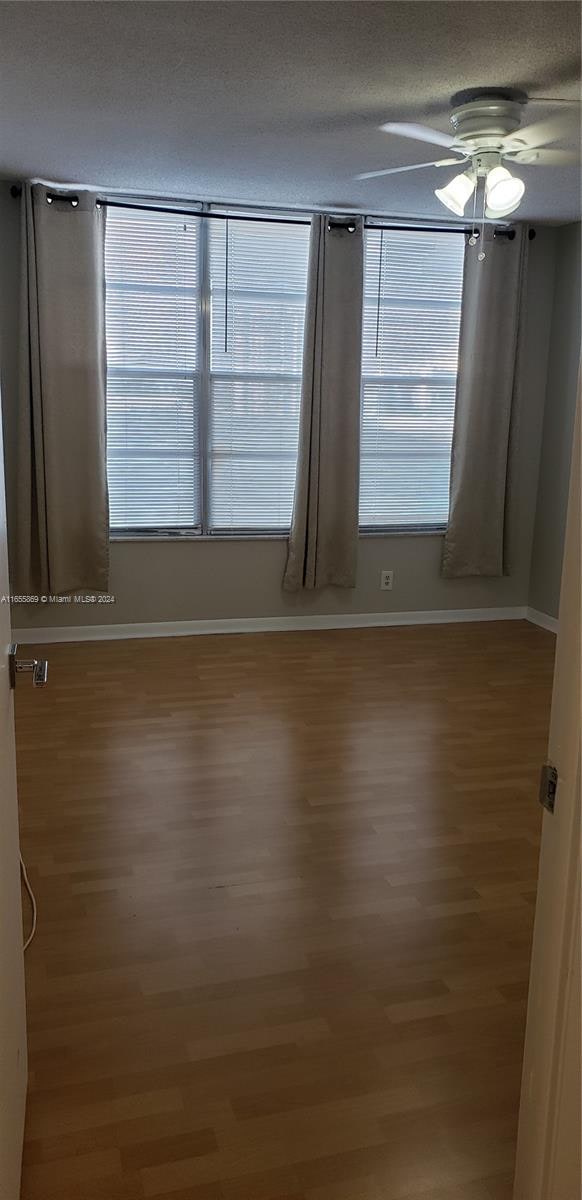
450,98 -> 524,154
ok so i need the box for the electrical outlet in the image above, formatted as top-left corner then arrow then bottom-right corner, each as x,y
380,570 -> 393,591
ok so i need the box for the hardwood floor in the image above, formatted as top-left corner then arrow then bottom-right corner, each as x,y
15,621 -> 555,1200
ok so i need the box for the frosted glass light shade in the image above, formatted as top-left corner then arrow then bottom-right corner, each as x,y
434,172 -> 475,216
485,166 -> 525,216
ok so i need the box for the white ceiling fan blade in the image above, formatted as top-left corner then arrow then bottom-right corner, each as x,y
526,97 -> 581,105
515,113 -> 578,149
355,158 -> 464,181
507,146 -> 579,166
379,121 -> 456,150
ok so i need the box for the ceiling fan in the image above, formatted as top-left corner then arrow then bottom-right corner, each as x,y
356,88 -> 580,218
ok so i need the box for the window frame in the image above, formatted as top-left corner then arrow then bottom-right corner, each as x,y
203,213 -> 311,537
358,225 -> 465,537
107,207 -> 310,540
105,202 -> 203,538
106,208 -> 464,541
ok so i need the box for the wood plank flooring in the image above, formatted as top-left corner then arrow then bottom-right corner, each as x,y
15,622 -> 555,1200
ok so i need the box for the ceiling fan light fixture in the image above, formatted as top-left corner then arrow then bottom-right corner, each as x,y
485,165 -> 525,215
484,200 -> 522,219
434,171 -> 475,216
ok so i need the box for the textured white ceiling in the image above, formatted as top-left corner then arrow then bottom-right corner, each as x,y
0,1 -> 580,221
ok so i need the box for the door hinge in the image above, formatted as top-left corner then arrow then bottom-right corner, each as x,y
539,763 -> 558,814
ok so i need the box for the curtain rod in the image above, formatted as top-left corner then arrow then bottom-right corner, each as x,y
97,201 -> 520,237
95,198 -> 470,235
97,198 -> 311,226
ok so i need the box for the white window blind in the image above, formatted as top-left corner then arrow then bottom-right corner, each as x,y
360,228 -> 465,529
105,207 -> 201,530
105,209 -> 309,534
208,217 -> 310,531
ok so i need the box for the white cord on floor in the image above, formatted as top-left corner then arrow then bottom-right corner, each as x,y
20,854 -> 37,951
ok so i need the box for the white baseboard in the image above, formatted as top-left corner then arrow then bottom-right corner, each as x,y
13,605 -> 529,644
526,606 -> 559,634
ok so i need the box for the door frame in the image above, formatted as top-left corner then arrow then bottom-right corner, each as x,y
513,386 -> 581,1199
0,401 -> 28,1200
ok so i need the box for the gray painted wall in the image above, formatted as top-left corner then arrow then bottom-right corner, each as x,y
529,222 -> 581,619
0,186 -> 20,557
0,182 -> 559,631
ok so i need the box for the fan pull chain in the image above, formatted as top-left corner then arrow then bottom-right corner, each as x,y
224,217 -> 229,353
478,180 -> 486,261
375,228 -> 384,358
469,173 -> 478,246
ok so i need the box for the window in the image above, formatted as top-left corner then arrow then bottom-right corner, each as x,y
105,207 -> 202,531
105,207 -> 310,534
360,228 -> 465,530
207,218 -> 310,531
106,209 -> 465,537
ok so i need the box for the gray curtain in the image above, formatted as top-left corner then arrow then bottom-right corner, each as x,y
15,184 -> 109,596
441,225 -> 527,578
284,215 -> 364,591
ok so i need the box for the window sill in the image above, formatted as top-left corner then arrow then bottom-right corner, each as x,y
110,532 -> 289,543
361,527 -> 446,538
110,528 -> 446,543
